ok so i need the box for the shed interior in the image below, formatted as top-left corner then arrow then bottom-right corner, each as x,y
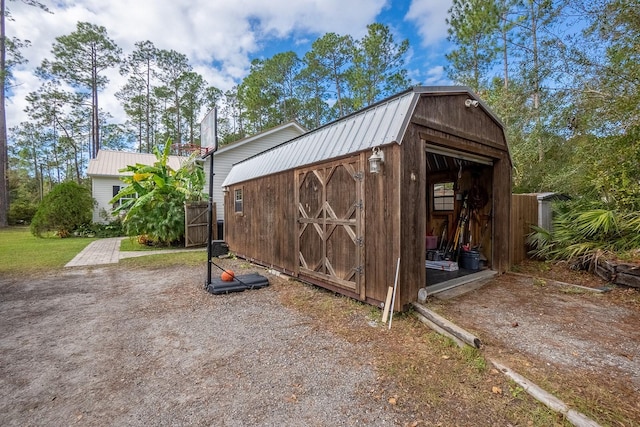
424,149 -> 494,288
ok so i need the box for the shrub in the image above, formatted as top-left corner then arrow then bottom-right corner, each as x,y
30,181 -> 94,237
8,199 -> 38,225
72,219 -> 124,238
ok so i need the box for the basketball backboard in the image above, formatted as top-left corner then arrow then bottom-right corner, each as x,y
200,107 -> 217,154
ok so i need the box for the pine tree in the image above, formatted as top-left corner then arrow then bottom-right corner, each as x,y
39,22 -> 122,159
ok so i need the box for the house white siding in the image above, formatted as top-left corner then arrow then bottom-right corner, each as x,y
204,122 -> 305,221
91,177 -> 127,223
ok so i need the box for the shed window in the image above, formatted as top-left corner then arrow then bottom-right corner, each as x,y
433,182 -> 455,211
234,189 -> 243,214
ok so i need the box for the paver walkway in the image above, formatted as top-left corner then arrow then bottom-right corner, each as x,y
64,237 -> 124,267
65,237 -> 205,267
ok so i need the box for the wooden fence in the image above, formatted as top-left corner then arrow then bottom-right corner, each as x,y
510,194 -> 538,265
184,202 -> 217,247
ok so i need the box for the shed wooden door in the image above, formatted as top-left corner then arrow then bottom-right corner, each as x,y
296,156 -> 364,297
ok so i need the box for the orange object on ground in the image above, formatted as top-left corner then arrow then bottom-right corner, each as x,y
221,270 -> 235,282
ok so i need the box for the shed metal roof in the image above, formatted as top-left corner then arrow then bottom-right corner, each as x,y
87,150 -> 189,177
222,86 -> 499,187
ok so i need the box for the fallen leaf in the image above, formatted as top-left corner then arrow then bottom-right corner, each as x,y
388,397 -> 397,405
492,386 -> 503,394
511,321 -> 519,327
441,355 -> 450,360
285,394 -> 297,403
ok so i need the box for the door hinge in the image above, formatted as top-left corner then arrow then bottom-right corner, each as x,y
355,199 -> 363,210
354,265 -> 364,274
355,237 -> 364,247
353,171 -> 364,181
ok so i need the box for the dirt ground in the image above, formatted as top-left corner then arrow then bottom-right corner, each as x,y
426,260 -> 640,425
1,258 -> 639,426
0,264 -> 401,426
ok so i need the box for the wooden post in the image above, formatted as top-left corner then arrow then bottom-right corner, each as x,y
381,286 -> 393,323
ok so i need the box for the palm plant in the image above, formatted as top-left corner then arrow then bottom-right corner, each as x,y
110,140 -> 204,245
527,200 -> 640,268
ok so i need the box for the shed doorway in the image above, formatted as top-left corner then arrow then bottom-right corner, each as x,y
424,145 -> 495,289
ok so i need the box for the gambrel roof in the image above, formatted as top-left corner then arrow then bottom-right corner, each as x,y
222,86 -> 503,187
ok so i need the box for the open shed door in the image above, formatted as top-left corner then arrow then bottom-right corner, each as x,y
296,156 -> 364,296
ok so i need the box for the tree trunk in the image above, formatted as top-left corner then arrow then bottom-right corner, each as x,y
91,48 -> 100,158
0,0 -> 9,227
146,58 -> 151,153
530,1 -> 543,162
502,8 -> 509,90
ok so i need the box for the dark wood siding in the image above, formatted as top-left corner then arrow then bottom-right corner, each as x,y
398,125 -> 426,310
412,94 -> 507,151
492,153 -> 512,272
224,171 -> 297,273
364,145 -> 401,306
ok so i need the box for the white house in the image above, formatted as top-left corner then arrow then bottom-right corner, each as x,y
87,150 -> 190,224
204,121 -> 306,225
87,121 -> 305,226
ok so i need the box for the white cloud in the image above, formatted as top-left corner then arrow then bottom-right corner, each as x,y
423,65 -> 447,85
5,0 -> 391,131
405,0 -> 452,47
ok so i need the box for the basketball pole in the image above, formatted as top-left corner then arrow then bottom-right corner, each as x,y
205,108 -> 218,288
206,151 -> 214,286
201,107 -> 249,290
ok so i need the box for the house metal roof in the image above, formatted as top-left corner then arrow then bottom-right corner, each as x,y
87,150 -> 189,177
201,120 -> 307,158
222,86 -> 499,187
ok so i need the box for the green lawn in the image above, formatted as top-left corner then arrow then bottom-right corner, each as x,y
0,227 -> 208,276
119,250 -> 207,269
0,227 -> 96,275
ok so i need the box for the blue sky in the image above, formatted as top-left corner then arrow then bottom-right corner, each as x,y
251,0 -> 454,85
7,0 -> 454,129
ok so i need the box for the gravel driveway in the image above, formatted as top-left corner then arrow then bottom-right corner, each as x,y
0,265 -> 396,426
3,258 -> 639,426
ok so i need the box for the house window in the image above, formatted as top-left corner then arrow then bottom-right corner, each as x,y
112,185 -> 137,208
234,188 -> 243,214
433,182 -> 455,211
112,185 -> 122,208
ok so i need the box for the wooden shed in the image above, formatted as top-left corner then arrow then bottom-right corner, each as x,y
221,86 -> 512,311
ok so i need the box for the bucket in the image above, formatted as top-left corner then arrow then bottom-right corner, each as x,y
426,235 -> 438,250
459,250 -> 480,270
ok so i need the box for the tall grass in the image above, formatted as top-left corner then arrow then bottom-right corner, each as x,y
0,227 -> 96,275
